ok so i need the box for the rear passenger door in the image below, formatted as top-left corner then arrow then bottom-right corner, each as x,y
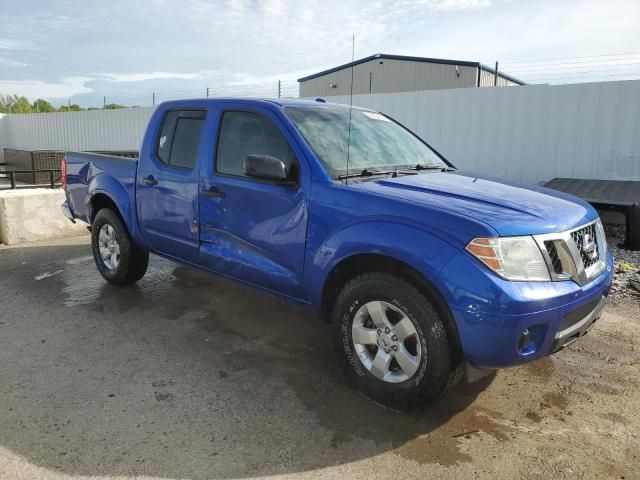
137,109 -> 206,261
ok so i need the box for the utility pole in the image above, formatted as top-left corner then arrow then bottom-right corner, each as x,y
278,80 -> 281,98
494,61 -> 499,86
152,92 -> 155,106
103,96 -> 106,109
206,87 -> 210,98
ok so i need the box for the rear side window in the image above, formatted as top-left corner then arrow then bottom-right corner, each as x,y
156,110 -> 206,169
216,111 -> 299,180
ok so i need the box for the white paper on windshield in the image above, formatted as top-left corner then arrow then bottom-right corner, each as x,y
362,111 -> 390,122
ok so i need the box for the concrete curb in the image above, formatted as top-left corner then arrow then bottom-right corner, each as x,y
0,189 -> 88,245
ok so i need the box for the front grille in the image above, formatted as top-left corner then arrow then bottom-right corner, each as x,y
570,223 -> 600,268
544,241 -> 563,274
535,220 -> 606,286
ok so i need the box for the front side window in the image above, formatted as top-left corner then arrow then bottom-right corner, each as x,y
285,106 -> 448,177
156,110 -> 206,169
216,111 -> 299,181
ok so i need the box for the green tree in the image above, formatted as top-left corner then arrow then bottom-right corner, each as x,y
104,103 -> 126,109
0,94 -> 19,113
58,104 -> 83,112
32,98 -> 56,113
11,96 -> 33,113
87,106 -> 101,110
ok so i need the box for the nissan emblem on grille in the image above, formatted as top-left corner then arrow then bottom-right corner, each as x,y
581,233 -> 598,261
571,224 -> 600,269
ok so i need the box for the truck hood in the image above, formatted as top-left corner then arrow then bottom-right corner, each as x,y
351,171 -> 597,236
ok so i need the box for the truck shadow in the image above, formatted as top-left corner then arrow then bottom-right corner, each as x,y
0,245 -> 496,478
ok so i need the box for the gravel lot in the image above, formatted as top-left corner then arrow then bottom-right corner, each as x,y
0,237 -> 638,480
605,221 -> 640,303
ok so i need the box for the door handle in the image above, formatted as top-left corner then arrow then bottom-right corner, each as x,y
202,185 -> 225,198
141,175 -> 158,186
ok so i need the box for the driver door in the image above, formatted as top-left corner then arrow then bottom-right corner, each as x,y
198,107 -> 308,297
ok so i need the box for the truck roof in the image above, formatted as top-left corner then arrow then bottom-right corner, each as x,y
156,97 -> 359,109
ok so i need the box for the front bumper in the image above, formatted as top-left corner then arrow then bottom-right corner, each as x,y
441,249 -> 614,369
548,293 -> 605,353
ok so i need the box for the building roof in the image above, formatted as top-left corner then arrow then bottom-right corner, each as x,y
297,53 -> 525,85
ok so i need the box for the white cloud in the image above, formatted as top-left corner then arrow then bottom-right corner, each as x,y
225,69 -> 315,86
96,71 -> 205,82
1,0 -> 639,105
410,0 -> 491,10
0,77 -> 93,100
0,58 -> 29,67
0,39 -> 26,50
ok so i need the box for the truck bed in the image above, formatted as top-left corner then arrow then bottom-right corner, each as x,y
64,151 -> 139,225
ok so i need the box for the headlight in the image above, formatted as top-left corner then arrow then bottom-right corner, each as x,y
466,236 -> 550,282
596,218 -> 608,253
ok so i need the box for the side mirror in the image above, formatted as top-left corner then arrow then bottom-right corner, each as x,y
245,154 -> 294,185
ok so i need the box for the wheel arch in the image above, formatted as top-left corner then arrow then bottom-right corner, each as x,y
85,173 -> 134,228
90,192 -> 122,223
321,252 -> 463,367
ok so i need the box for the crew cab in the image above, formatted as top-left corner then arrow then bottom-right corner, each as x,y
62,98 -> 613,410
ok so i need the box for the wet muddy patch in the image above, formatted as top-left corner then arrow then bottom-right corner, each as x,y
525,410 -> 542,423
59,254 -> 177,308
395,406 -> 509,466
541,391 -> 569,410
598,411 -> 629,424
522,357 -> 555,381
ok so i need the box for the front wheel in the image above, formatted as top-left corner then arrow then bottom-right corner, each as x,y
91,208 -> 149,285
332,272 -> 454,410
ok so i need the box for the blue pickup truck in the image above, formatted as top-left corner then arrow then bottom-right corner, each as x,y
62,98 -> 613,410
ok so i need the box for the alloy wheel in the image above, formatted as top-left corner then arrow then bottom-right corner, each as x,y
351,300 -> 423,383
98,224 -> 120,270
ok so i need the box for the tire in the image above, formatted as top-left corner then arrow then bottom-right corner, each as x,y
332,272 -> 454,410
91,208 -> 149,285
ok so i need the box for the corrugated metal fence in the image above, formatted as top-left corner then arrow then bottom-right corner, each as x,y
0,107 -> 155,159
1,80 -> 639,184
317,79 -> 640,184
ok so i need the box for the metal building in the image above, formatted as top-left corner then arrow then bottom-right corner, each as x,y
298,53 -> 524,97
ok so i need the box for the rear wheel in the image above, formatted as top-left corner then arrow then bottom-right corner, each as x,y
332,272 -> 454,410
91,208 -> 149,285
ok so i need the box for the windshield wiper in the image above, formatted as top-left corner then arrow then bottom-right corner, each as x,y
337,168 -> 418,180
406,163 -> 455,172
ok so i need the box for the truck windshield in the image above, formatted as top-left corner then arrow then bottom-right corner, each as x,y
285,106 -> 449,178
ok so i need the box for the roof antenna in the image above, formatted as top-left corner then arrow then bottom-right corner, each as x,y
345,34 -> 355,185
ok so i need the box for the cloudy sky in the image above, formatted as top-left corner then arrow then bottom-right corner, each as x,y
1,0 -> 639,107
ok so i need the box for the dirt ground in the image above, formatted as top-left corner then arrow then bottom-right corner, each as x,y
0,237 -> 638,480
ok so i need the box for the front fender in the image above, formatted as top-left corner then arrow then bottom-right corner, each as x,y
306,219 -> 461,309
